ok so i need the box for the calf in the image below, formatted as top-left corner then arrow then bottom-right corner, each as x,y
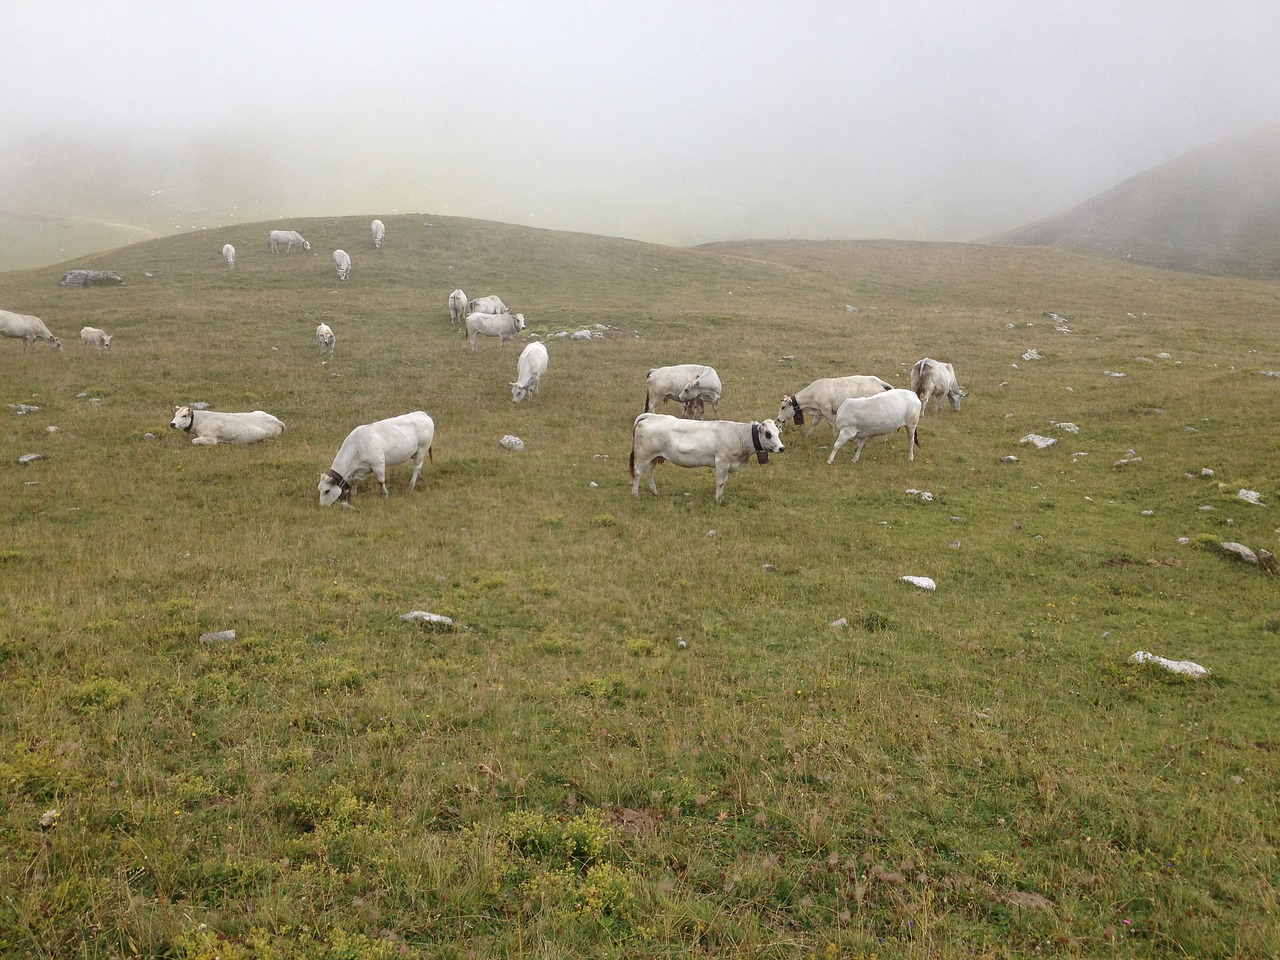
316,323 -> 336,362
317,411 -> 435,505
630,413 -> 784,504
910,358 -> 965,414
827,389 -> 921,464
80,326 -> 112,353
777,375 -> 892,436
511,341 -> 549,402
0,309 -> 61,349
170,405 -> 285,446
466,311 -> 525,351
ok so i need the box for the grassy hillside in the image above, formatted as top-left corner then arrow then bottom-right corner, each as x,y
993,123 -> 1280,280
2,216 -> 1278,959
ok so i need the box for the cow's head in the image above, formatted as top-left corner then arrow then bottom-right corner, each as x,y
101,335 -> 112,348
513,313 -> 526,330
677,368 -> 715,403
752,418 -> 785,462
49,336 -> 63,350
169,405 -> 194,431
317,470 -> 350,507
776,395 -> 804,426
302,240 -> 312,251
510,381 -> 530,404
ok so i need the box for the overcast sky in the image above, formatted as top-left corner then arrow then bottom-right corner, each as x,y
4,0 -> 1280,245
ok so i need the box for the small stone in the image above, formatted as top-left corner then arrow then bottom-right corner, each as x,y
45,425 -> 59,434
399,611 -> 454,627
1140,510 -> 1154,516
198,629 -> 237,643
899,575 -> 936,591
18,453 -> 44,464
39,810 -> 59,830
677,638 -> 688,649
830,618 -> 848,630
1218,542 -> 1258,564
762,563 -> 777,573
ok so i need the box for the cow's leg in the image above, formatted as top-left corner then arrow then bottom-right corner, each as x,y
713,462 -> 731,503
906,425 -> 917,461
853,437 -> 870,462
409,449 -> 425,489
373,460 -> 389,497
827,428 -> 852,464
469,334 -> 478,353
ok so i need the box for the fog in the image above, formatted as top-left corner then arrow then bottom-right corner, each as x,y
4,0 -> 1280,255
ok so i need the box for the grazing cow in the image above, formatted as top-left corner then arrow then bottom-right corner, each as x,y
910,358 -> 965,414
0,309 -> 61,349
371,219 -> 385,248
827,389 -> 922,464
468,295 -> 509,315
510,341 -> 549,402
80,326 -> 112,353
268,229 -> 311,253
449,289 -> 467,325
631,413 -> 785,504
222,243 -> 236,269
316,323 -> 336,362
169,405 -> 285,446
644,364 -> 721,418
466,311 -> 525,351
333,249 -> 351,281
776,375 -> 893,436
317,411 -> 435,505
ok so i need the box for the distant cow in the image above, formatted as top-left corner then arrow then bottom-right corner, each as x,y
222,243 -> 236,269
827,389 -> 921,464
511,341 -> 549,402
631,413 -> 785,504
169,405 -> 285,446
317,411 -> 435,505
80,326 -> 112,353
0,309 -> 61,349
371,219 -> 385,248
268,230 -> 311,253
777,375 -> 893,436
466,311 -> 525,351
910,358 -> 965,414
316,323 -> 336,362
644,364 -> 721,418
333,249 -> 351,281
468,295 -> 509,315
449,289 -> 467,325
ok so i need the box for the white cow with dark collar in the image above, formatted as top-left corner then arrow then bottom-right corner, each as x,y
630,413 -> 784,504
318,411 -> 435,505
777,375 -> 892,436
169,405 -> 285,446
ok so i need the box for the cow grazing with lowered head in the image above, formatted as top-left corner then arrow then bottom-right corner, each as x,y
468,294 -> 509,315
371,219 -> 385,248
449,289 -> 467,324
169,405 -> 285,446
910,358 -> 965,414
332,249 -> 351,281
316,323 -> 336,362
80,326 -> 112,353
317,411 -> 435,505
827,389 -> 921,464
268,229 -> 311,253
222,243 -> 236,269
466,311 -> 525,351
0,309 -> 61,350
777,375 -> 892,436
645,364 -> 721,418
630,413 -> 784,504
511,341 -> 549,402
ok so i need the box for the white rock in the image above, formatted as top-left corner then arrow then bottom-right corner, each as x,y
1157,352 -> 1171,360
1129,651 -> 1211,679
8,403 -> 40,414
1113,457 -> 1142,467
1237,489 -> 1265,506
45,425 -> 59,434
589,481 -> 599,488
1022,348 -> 1043,361
899,575 -> 936,591
1219,542 -> 1258,564
399,611 -> 454,627
1104,371 -> 1126,378
830,618 -> 848,630
499,435 -> 524,452
18,453 -> 44,464
1140,510 -> 1154,516
198,629 -> 236,643
905,488 -> 934,502
1000,455 -> 1019,462
1053,422 -> 1080,434
1019,434 -> 1057,449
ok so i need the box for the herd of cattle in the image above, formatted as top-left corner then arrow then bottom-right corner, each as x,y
4,221 -> 966,505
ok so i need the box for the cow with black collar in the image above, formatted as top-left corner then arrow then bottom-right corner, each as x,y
630,413 -> 784,504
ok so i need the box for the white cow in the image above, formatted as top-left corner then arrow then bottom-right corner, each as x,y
510,341 -> 549,403
466,311 -> 525,351
316,323 -> 336,362
333,249 -> 351,281
449,289 -> 468,325
0,309 -> 61,349
317,411 -> 435,506
80,326 -> 112,353
827,389 -> 922,464
371,219 -> 385,249
268,230 -> 311,253
777,375 -> 893,436
910,358 -> 965,414
631,413 -> 785,504
169,405 -> 285,446
468,295 -> 509,315
222,243 -> 236,269
644,364 -> 721,418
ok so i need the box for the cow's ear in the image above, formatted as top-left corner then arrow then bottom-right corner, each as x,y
318,473 -> 329,481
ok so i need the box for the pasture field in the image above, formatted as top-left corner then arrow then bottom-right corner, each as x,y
1,216 -> 1278,959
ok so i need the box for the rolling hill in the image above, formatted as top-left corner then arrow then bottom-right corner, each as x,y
993,123 -> 1280,279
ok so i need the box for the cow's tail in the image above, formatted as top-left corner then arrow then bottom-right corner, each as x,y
913,425 -> 922,448
643,390 -> 651,413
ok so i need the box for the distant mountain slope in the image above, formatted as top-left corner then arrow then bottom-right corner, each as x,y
993,124 -> 1280,279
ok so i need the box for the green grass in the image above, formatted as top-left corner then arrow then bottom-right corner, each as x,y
1,215 -> 1278,959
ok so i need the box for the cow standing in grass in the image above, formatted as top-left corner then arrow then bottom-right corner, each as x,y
910,358 -> 965,414
371,219 -> 385,248
316,323 -> 336,362
317,411 -> 435,505
630,413 -> 784,504
222,243 -> 236,269
645,364 -> 721,418
777,375 -> 893,436
268,230 -> 310,253
466,311 -> 525,351
827,389 -> 921,464
0,309 -> 61,349
449,289 -> 467,325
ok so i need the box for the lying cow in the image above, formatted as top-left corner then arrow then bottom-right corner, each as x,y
317,411 -> 435,505
0,309 -> 61,349
371,219 -> 385,249
449,289 -> 467,325
80,326 -> 112,353
466,311 -> 525,351
645,364 -> 721,418
268,229 -> 310,253
222,243 -> 236,269
316,323 -> 336,362
468,294 -> 509,315
630,413 -> 784,504
169,405 -> 285,446
511,341 -> 549,403
777,375 -> 892,436
827,389 -> 921,464
910,358 -> 965,414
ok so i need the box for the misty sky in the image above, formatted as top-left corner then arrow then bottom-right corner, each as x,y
5,0 -> 1280,246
